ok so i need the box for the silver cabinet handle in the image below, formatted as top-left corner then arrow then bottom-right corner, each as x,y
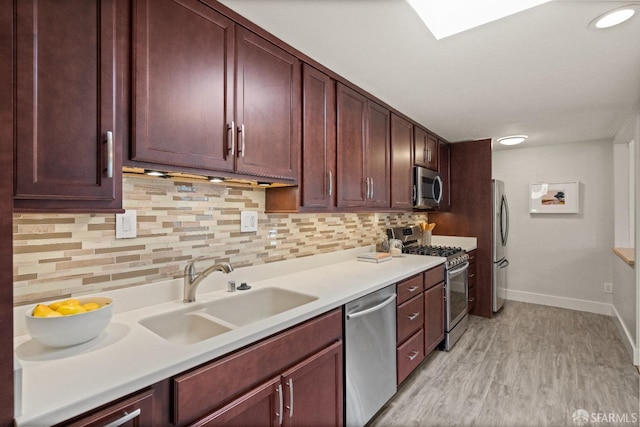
228,120 -> 235,156
238,124 -> 246,157
408,350 -> 420,361
406,285 -> 419,293
287,378 -> 294,418
276,383 -> 283,425
346,294 -> 396,319
328,171 -> 333,197
103,409 -> 141,427
370,177 -> 374,198
407,312 -> 420,321
364,177 -> 370,199
105,131 -> 114,178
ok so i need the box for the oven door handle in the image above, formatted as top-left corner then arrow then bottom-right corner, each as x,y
448,261 -> 469,276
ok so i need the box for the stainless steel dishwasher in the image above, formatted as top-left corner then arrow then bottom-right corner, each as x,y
345,285 -> 397,427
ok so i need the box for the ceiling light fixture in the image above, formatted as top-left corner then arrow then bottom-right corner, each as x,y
208,176 -> 225,183
257,182 -> 271,187
497,135 -> 528,146
590,5 -> 637,29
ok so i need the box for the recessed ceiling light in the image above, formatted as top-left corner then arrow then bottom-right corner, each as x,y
590,6 -> 637,29
208,176 -> 225,183
497,135 -> 528,146
405,0 -> 551,40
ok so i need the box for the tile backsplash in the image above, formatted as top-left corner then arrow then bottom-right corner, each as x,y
13,175 -> 426,305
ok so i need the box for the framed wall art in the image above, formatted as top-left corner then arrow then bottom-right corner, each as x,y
529,181 -> 580,214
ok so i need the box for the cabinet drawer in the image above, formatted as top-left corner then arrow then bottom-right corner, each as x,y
468,285 -> 477,313
468,261 -> 477,288
397,329 -> 425,385
397,294 -> 424,344
56,389 -> 155,427
396,274 -> 424,305
173,309 -> 342,426
424,264 -> 445,290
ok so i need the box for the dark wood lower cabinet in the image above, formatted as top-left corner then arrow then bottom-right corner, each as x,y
424,282 -> 445,355
54,389 -> 155,427
192,341 -> 343,427
396,265 -> 445,385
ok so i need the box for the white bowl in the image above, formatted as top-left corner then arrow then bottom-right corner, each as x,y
25,297 -> 113,347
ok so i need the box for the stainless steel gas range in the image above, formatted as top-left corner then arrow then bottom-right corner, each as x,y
387,226 -> 470,351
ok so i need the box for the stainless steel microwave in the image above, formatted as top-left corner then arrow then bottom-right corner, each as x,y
413,166 -> 443,210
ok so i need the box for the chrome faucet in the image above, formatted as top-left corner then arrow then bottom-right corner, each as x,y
183,257 -> 233,303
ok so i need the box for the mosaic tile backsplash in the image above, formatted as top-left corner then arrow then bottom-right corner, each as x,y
13,175 -> 427,305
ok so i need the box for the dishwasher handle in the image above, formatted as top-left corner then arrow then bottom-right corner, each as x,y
346,294 -> 397,320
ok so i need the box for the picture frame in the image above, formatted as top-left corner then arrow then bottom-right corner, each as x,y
529,181 -> 579,214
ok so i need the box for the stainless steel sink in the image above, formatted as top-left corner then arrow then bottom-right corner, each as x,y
201,287 -> 318,326
139,287 -> 318,344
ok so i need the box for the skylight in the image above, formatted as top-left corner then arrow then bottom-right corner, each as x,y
405,0 -> 552,40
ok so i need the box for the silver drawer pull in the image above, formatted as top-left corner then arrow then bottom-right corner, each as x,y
406,286 -> 419,293
468,297 -> 476,303
103,409 -> 141,427
287,378 -> 294,418
407,312 -> 420,321
408,350 -> 420,361
227,120 -> 235,156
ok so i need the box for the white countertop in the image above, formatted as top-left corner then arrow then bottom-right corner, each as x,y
13,246 -> 445,426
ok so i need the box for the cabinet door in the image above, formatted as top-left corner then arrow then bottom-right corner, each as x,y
301,64 -> 336,209
390,114 -> 413,209
190,377 -> 280,427
57,389 -> 154,427
438,140 -> 451,211
235,27 -> 300,181
132,0 -> 235,172
424,282 -> 445,355
366,101 -> 390,208
14,0 -> 121,211
336,83 -> 367,208
414,126 -> 438,170
282,341 -> 343,427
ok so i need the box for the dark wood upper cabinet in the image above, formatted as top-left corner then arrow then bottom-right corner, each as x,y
13,0 -> 123,212
235,27 -> 300,181
336,83 -> 367,208
438,139 -> 451,211
300,64 -> 336,209
131,3 -> 300,182
414,126 -> 438,171
390,114 -> 414,209
366,101 -> 391,208
132,0 -> 235,172
336,83 -> 390,209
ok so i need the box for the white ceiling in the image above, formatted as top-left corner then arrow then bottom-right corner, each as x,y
217,0 -> 640,150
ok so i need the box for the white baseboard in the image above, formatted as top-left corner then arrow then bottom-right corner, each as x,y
610,304 -> 640,366
506,289 -> 639,366
505,288 -> 613,315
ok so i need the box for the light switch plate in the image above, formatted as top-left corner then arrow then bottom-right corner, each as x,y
240,211 -> 258,232
116,209 -> 137,239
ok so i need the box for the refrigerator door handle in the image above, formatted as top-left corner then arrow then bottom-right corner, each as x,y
501,195 -> 509,246
498,258 -> 509,268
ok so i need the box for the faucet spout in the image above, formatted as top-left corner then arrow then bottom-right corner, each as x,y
183,258 -> 233,303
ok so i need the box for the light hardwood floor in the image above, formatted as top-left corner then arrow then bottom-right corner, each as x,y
371,301 -> 639,427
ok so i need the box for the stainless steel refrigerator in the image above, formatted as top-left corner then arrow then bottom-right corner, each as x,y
493,179 -> 509,312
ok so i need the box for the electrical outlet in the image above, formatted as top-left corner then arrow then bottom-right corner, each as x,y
115,210 -> 137,239
604,282 -> 613,294
240,211 -> 258,232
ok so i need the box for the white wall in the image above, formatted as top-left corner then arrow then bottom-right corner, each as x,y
493,140 -> 614,314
